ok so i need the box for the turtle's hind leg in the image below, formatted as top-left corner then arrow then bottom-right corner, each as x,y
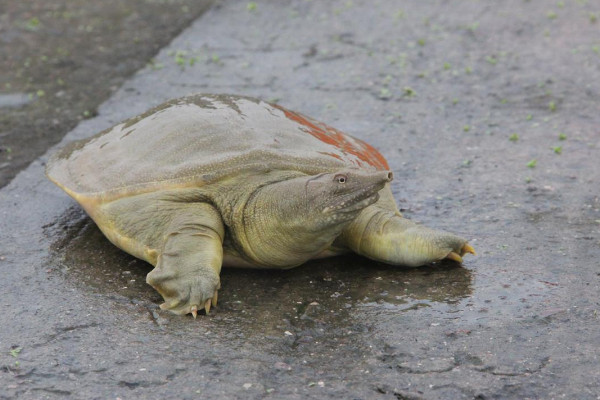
340,204 -> 475,267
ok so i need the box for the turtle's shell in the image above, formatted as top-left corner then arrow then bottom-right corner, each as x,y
47,94 -> 389,201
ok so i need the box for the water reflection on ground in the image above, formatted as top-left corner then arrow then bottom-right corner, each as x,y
49,207 -> 473,342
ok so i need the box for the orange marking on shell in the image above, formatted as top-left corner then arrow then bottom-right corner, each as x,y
275,106 -> 390,170
318,151 -> 343,161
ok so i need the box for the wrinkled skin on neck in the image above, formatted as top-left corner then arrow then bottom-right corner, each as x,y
238,169 -> 392,268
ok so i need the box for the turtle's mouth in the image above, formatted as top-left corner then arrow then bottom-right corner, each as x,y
322,183 -> 383,214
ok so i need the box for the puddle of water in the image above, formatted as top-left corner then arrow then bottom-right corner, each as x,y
47,207 -> 474,335
0,93 -> 32,108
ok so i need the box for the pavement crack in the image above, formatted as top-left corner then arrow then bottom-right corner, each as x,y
396,365 -> 455,374
32,322 -> 100,348
118,379 -> 169,389
31,387 -> 72,396
473,356 -> 550,377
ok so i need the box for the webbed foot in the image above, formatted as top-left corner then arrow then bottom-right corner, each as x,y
150,268 -> 220,317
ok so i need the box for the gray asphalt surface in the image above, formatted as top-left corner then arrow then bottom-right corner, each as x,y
1,1 -> 600,399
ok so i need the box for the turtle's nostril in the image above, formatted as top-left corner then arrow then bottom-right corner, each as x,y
387,171 -> 394,181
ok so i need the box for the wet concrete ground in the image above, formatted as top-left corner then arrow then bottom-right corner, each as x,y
0,0 -> 212,187
1,1 -> 600,399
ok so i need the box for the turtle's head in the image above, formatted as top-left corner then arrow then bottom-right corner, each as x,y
305,169 -> 393,228
240,168 -> 392,268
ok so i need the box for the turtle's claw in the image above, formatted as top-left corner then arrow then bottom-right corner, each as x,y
191,305 -> 198,319
445,251 -> 463,263
212,290 -> 219,307
460,243 -> 476,256
446,242 -> 475,263
204,299 -> 212,315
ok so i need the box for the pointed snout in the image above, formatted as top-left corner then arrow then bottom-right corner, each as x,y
382,170 -> 394,182
355,169 -> 393,189
369,170 -> 393,186
352,169 -> 393,196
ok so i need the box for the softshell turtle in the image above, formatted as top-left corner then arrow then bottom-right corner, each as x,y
46,94 -> 475,317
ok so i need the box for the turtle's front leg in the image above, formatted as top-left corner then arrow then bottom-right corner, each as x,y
146,204 -> 224,317
340,206 -> 475,267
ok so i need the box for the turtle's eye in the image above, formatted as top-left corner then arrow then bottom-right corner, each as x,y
334,174 -> 347,184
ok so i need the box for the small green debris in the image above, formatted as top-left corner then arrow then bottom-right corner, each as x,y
211,54 -> 220,63
174,50 -> 187,67
485,56 -> 498,65
548,101 -> 557,112
547,11 -> 558,19
509,133 -> 519,142
247,2 -> 257,11
526,114 -> 533,121
36,89 -> 45,97
525,177 -> 532,183
10,347 -> 22,358
463,125 -> 471,132
148,59 -> 164,70
443,62 -> 452,70
25,17 -> 41,31
593,45 -> 600,54
452,98 -> 459,105
527,159 -> 537,168
465,66 -> 472,74
590,12 -> 597,23
379,88 -> 392,100
83,110 -> 91,118
500,98 -> 508,104
467,22 -> 479,31
403,87 -> 416,97
462,159 -> 472,167
558,132 -> 567,140
557,1 -> 565,7
552,146 -> 562,154
394,10 -> 405,20
417,38 -> 426,46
